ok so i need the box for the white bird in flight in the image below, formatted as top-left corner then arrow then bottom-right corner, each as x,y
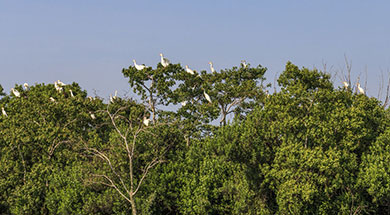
185,65 -> 195,75
209,62 -> 216,73
160,53 -> 170,67
357,83 -> 364,94
11,88 -> 20,97
204,91 -> 212,103
2,107 -> 7,117
343,81 -> 349,89
133,59 -> 146,71
143,116 -> 150,126
23,83 -> 29,90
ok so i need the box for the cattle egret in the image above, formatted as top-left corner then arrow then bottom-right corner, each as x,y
357,83 -> 364,94
11,88 -> 20,97
57,80 -> 66,86
143,116 -> 150,126
204,91 -> 212,103
69,90 -> 74,97
109,94 -> 114,103
54,82 -> 63,92
88,96 -> 93,101
90,113 -> 96,119
241,60 -> 248,68
160,53 -> 170,67
2,107 -> 7,117
133,59 -> 146,71
50,97 -> 56,102
209,62 -> 216,73
181,101 -> 188,106
23,83 -> 29,90
185,65 -> 195,75
343,81 -> 349,89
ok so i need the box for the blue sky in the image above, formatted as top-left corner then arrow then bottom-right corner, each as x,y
1,1 -> 389,99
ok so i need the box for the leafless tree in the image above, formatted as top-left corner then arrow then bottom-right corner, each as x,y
84,105 -> 172,215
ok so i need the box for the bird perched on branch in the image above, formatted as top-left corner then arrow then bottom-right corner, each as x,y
133,59 -> 146,71
204,91 -> 212,103
343,81 -> 349,89
143,116 -> 150,126
160,53 -> 170,67
185,65 -> 195,75
357,83 -> 364,94
209,62 -> 215,73
2,107 -> 7,117
11,88 -> 20,97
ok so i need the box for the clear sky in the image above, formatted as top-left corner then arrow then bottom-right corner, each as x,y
1,1 -> 389,99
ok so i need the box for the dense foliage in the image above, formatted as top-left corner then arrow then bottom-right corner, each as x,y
1,61 -> 390,214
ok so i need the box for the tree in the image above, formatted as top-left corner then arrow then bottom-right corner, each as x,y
0,82 -> 105,214
84,98 -> 183,215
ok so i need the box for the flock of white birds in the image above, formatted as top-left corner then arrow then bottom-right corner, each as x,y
133,53 -> 216,109
0,54 -> 366,128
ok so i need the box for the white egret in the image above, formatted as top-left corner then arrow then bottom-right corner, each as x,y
88,96 -> 93,101
109,94 -> 114,103
133,59 -> 146,71
357,83 -> 365,94
160,53 -> 170,67
204,91 -> 212,103
209,62 -> 216,73
23,83 -> 29,90
50,97 -> 56,102
343,81 -> 349,89
54,81 -> 63,92
11,88 -> 20,97
185,65 -> 195,75
143,116 -> 150,126
90,113 -> 96,120
69,89 -> 74,97
57,80 -> 66,86
181,101 -> 188,106
241,60 -> 248,68
2,107 -> 7,117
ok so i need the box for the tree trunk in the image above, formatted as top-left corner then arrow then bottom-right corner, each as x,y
130,194 -> 137,215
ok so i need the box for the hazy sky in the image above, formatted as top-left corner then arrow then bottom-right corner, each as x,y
1,1 -> 389,99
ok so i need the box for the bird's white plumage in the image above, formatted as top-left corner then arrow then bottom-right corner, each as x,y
181,101 -> 188,106
343,81 -> 349,88
90,113 -> 96,119
50,97 -> 56,102
204,91 -> 212,103
69,89 -> 74,97
57,80 -> 66,86
160,53 -> 170,67
143,116 -> 150,126
357,83 -> 364,94
185,65 -> 195,75
54,81 -> 63,92
241,60 -> 248,68
11,88 -> 20,97
2,107 -> 7,117
209,62 -> 215,73
133,60 -> 146,71
23,83 -> 29,90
